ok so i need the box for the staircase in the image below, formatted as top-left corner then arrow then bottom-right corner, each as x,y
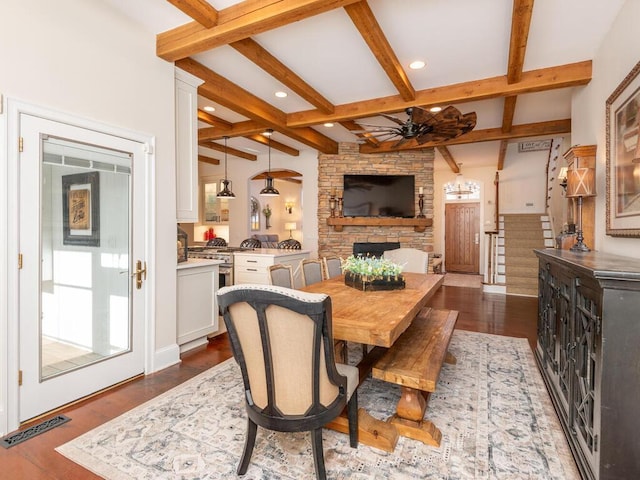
496,214 -> 553,296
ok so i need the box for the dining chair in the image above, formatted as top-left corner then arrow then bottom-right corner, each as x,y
268,264 -> 295,289
301,258 -> 325,286
217,284 -> 359,480
322,255 -> 342,279
383,247 -> 429,273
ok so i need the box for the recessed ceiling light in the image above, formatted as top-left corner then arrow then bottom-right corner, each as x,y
275,91 -> 288,98
263,130 -> 273,136
246,148 -> 259,153
203,106 -> 215,112
409,60 -> 426,70
430,106 -> 442,112
324,123 -> 334,128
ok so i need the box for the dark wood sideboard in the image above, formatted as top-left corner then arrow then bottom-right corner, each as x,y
534,249 -> 640,480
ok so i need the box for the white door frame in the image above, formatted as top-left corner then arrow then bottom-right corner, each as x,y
1,98 -> 157,434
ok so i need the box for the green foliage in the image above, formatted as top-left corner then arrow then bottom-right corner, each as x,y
340,255 -> 404,280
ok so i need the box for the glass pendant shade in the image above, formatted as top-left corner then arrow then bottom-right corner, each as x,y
260,129 -> 280,196
217,136 -> 235,199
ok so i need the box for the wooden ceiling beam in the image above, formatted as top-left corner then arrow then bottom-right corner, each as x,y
157,0 -> 362,61
436,146 -> 459,173
199,121 -> 268,141
230,38 -> 334,114
507,0 -> 534,84
344,1 -> 415,102
198,154 -> 220,165
177,57 -> 338,153
166,0 -> 218,28
359,119 -> 571,153
246,134 -> 300,156
198,141 -> 257,161
288,61 -> 591,127
502,96 -> 518,132
497,140 -> 508,170
197,110 -> 232,130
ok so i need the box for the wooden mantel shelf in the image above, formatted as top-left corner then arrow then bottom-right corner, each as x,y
327,217 -> 432,232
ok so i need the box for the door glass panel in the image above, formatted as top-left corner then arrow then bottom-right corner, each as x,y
40,136 -> 132,380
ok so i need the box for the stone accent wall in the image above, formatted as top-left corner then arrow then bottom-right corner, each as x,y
318,143 -> 435,258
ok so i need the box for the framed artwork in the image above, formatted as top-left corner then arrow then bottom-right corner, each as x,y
62,172 -> 100,246
606,60 -> 640,237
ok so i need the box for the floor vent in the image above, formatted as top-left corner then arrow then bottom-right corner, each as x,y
0,415 -> 71,448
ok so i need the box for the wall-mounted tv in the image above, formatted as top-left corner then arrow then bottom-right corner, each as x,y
342,174 -> 415,218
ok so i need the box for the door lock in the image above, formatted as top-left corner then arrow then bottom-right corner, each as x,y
133,260 -> 147,289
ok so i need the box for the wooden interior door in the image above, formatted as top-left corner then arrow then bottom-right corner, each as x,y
445,202 -> 480,273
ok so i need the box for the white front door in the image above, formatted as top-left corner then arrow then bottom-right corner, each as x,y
18,113 -> 147,422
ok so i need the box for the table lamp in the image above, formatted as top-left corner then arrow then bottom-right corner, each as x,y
284,222 -> 297,239
565,167 -> 596,252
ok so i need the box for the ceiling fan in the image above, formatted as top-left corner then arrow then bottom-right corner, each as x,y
356,106 -> 477,147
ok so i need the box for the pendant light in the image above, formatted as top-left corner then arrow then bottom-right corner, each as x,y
217,136 -> 235,199
260,129 -> 279,197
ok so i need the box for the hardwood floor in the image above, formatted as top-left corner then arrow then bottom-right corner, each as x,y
0,285 -> 537,480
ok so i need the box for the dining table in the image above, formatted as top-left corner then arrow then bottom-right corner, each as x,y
301,272 -> 444,452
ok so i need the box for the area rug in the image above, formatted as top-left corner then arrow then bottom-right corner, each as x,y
442,273 -> 483,288
56,331 -> 579,479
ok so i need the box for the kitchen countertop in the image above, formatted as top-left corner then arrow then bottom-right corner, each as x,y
176,258 -> 224,270
233,248 -> 311,257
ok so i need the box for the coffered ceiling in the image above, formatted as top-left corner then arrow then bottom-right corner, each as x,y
103,0 -> 625,172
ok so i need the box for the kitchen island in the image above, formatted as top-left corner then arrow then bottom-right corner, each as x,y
234,248 -> 310,288
177,258 -> 224,353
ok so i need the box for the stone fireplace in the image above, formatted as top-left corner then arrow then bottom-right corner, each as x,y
317,143 -> 435,259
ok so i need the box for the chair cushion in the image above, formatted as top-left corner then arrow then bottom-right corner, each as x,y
335,363 -> 359,401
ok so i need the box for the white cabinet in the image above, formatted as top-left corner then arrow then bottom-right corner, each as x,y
177,260 -> 221,353
175,67 -> 204,223
234,249 -> 310,288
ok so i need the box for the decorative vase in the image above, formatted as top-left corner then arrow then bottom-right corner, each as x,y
344,271 -> 405,291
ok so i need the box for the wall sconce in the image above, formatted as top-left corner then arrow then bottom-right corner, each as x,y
284,222 -> 297,239
284,201 -> 294,214
558,167 -> 568,191
566,167 -> 596,252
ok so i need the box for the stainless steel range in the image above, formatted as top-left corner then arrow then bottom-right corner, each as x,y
187,246 -> 253,287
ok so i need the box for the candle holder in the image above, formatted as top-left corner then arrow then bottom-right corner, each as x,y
329,195 -> 337,218
337,197 -> 344,217
416,193 -> 425,218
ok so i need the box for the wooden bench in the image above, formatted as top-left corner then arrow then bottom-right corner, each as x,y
372,307 -> 458,446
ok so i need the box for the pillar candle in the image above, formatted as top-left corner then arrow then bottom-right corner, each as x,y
419,187 -> 424,194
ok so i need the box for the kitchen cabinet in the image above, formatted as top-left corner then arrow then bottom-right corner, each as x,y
534,248 -> 640,480
177,259 -> 222,353
200,175 -> 229,224
234,249 -> 310,288
175,67 -> 203,223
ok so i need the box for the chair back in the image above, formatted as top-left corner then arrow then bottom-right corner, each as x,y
383,247 -> 429,273
322,255 -> 342,279
217,284 -> 347,424
206,237 -> 227,247
268,264 -> 295,289
301,259 -> 325,286
240,237 -> 261,249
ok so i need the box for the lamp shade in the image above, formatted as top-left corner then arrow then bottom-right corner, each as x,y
566,167 -> 596,198
284,222 -> 297,231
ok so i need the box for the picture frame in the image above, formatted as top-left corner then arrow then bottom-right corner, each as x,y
62,172 -> 100,246
606,60 -> 640,237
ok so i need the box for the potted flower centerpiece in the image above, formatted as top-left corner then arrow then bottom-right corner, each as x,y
341,255 -> 406,291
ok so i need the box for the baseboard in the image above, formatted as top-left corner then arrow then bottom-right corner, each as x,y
483,284 -> 506,294
151,343 -> 181,373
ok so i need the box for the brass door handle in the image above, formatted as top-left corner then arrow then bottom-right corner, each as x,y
133,260 -> 147,289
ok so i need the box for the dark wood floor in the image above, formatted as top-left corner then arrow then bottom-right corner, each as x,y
0,285 -> 537,480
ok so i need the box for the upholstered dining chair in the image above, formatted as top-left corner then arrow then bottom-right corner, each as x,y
301,258 -> 325,287
322,255 -> 342,279
383,247 -> 429,274
217,284 -> 359,480
268,264 -> 295,289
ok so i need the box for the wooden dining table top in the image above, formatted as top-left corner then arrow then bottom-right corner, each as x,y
301,272 -> 444,348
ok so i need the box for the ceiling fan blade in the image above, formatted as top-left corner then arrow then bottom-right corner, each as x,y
391,136 -> 411,148
380,113 -> 406,126
410,106 -> 434,125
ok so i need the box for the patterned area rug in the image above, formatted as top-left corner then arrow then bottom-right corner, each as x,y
442,274 -> 483,288
56,331 -> 579,479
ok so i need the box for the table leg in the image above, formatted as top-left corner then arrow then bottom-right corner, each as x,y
326,408 -> 399,452
389,386 -> 442,447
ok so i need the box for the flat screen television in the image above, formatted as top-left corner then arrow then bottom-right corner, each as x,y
342,174 -> 415,218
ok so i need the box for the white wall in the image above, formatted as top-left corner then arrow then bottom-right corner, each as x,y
0,0 -> 177,433
200,149 -> 320,255
572,0 -> 640,257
